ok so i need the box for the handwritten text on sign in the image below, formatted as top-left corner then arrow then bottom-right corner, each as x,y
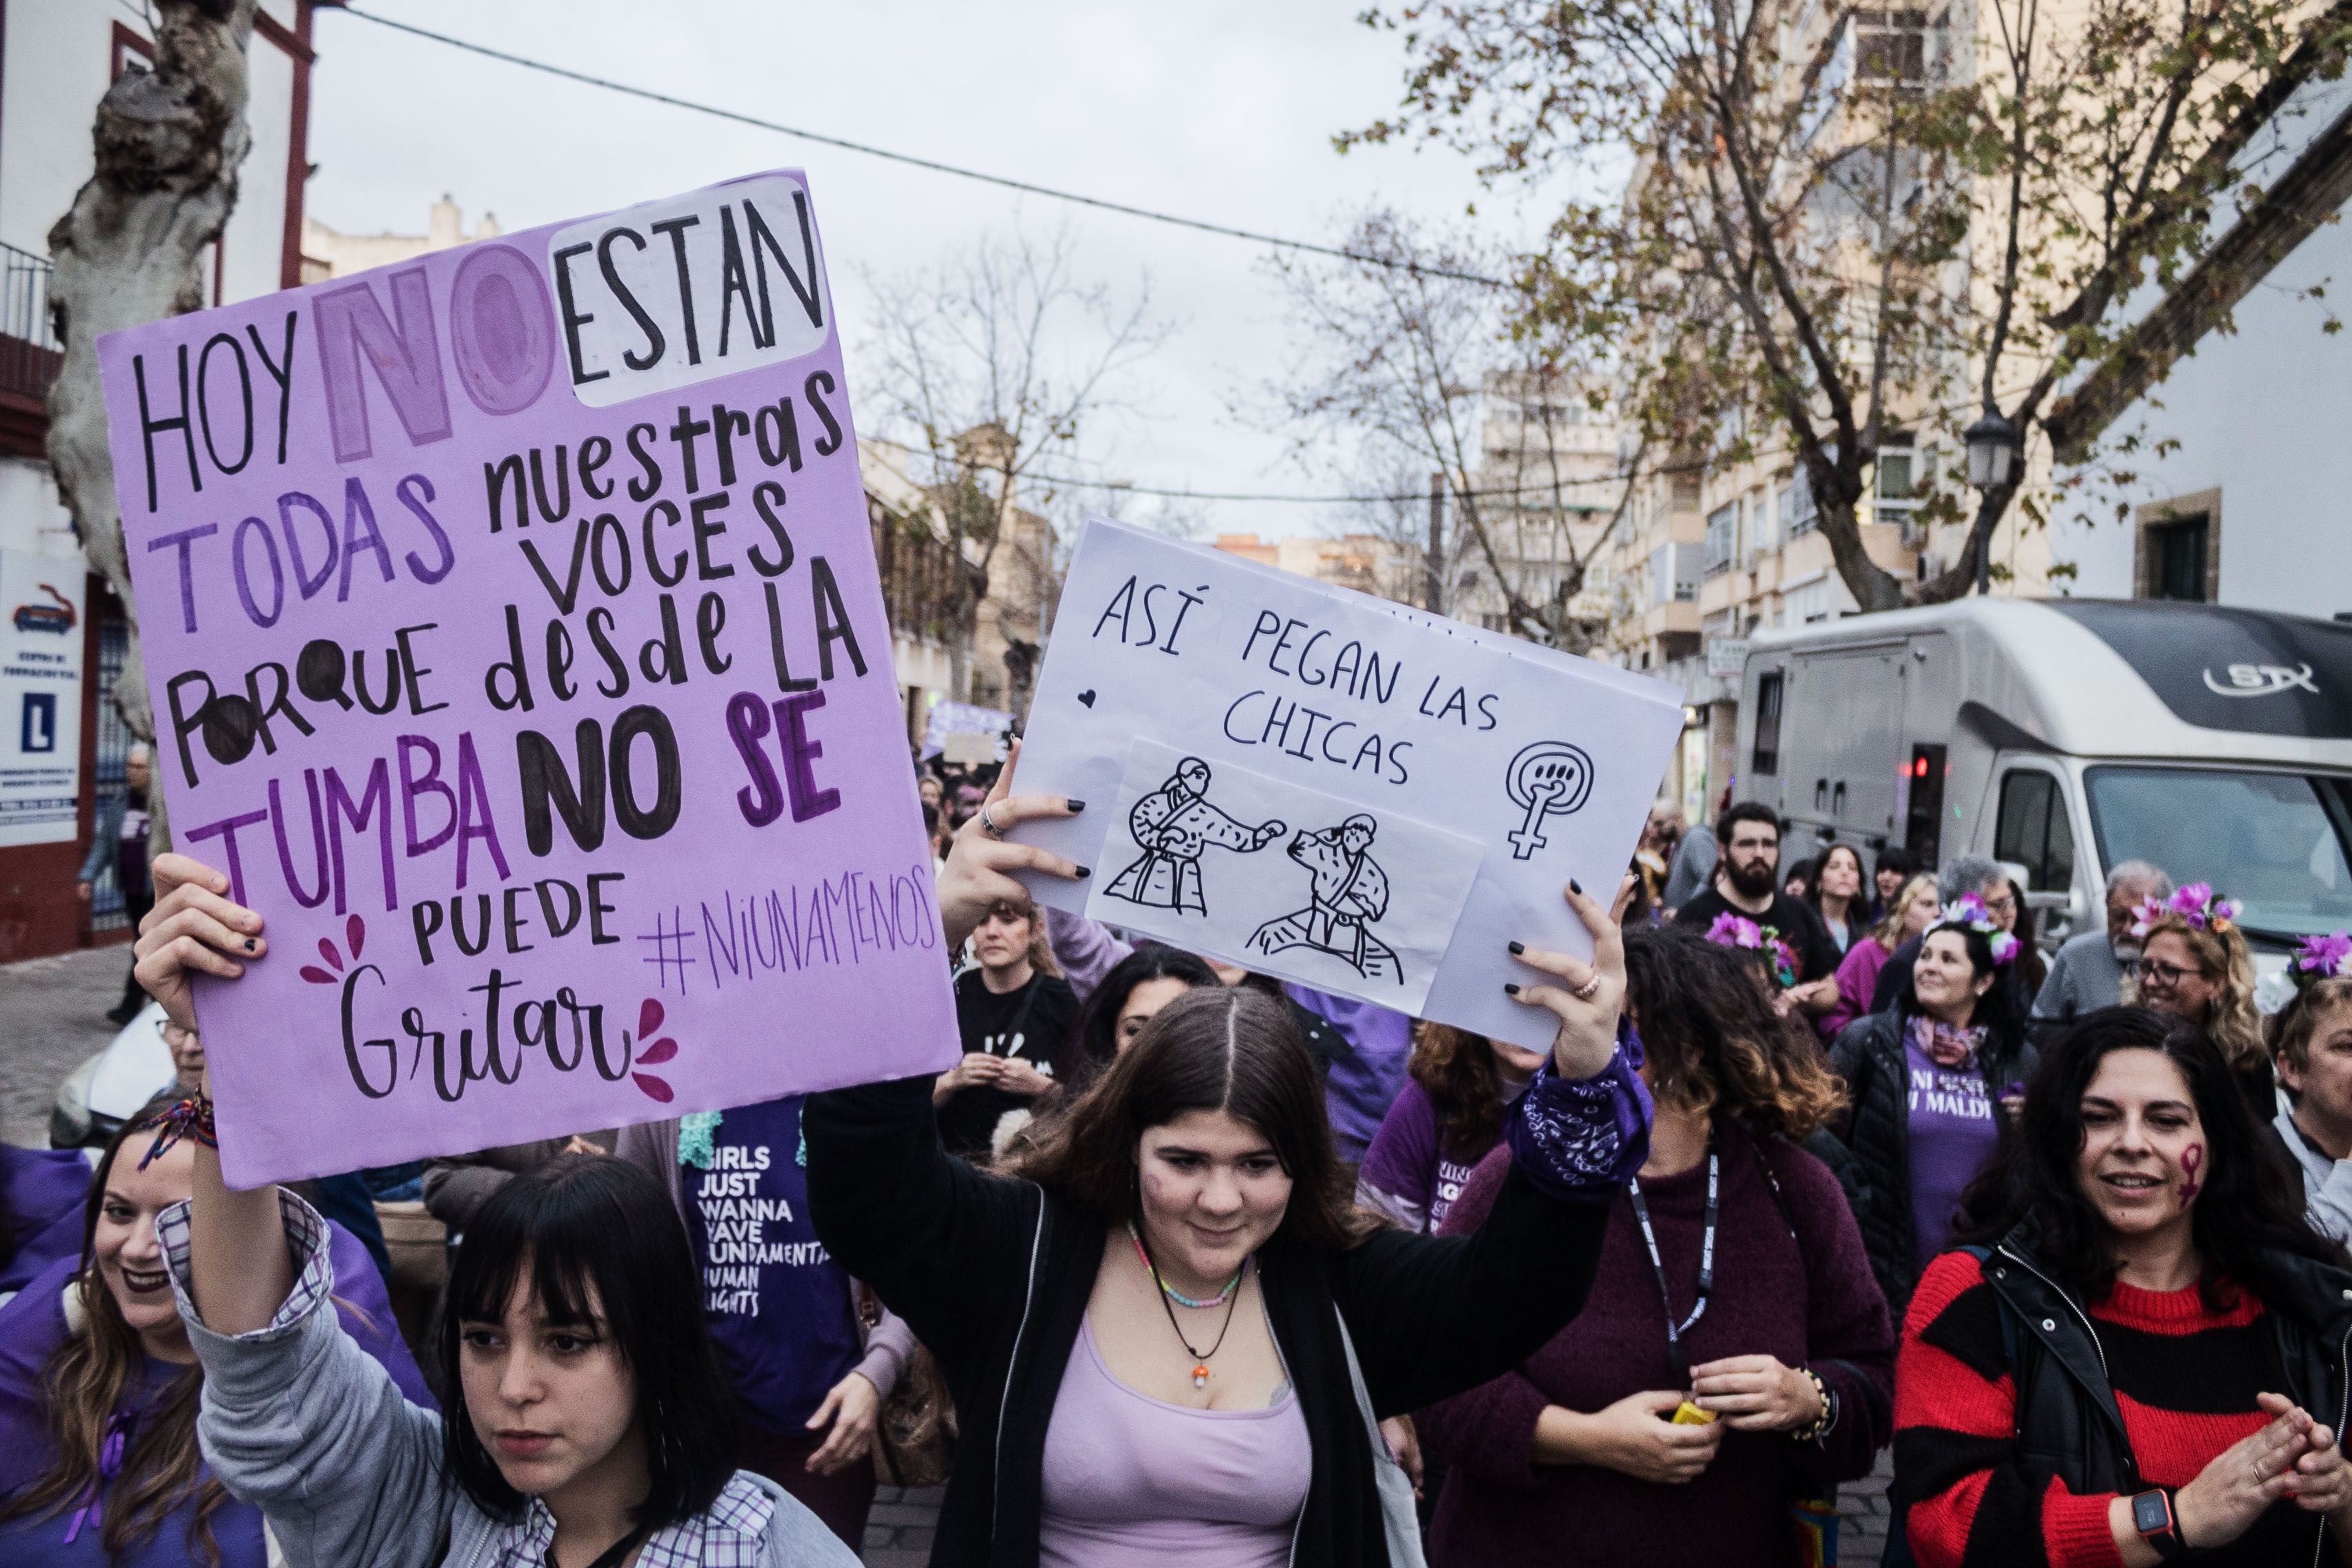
100,171 -> 956,1188
1012,520 -> 1685,1050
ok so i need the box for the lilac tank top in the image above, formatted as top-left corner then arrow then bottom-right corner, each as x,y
1039,1318 -> 1313,1568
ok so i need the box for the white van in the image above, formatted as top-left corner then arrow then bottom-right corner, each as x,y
1732,598 -> 2352,952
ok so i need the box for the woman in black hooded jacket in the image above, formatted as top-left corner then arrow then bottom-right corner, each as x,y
1830,900 -> 2035,1322
804,751 -> 1652,1568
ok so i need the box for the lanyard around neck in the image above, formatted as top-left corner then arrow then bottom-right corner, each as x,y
1627,1147 -> 1719,1384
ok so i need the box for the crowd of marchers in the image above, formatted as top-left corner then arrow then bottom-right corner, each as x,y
6,747 -> 2352,1568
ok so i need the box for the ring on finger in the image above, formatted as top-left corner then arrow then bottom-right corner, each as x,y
1571,974 -> 1602,1001
978,803 -> 1006,839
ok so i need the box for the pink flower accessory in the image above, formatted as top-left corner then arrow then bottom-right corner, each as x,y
1706,912 -> 1763,949
1705,912 -> 1798,986
2129,882 -> 2242,939
2293,932 -> 2352,994
1930,894 -> 2020,968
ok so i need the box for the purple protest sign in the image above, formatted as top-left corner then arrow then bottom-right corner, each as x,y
97,170 -> 956,1188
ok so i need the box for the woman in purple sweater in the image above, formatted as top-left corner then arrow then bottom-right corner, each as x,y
1418,925 -> 1894,1567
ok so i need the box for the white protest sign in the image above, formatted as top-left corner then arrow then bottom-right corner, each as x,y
1092,738 -> 1482,1015
1012,518 -> 1685,1050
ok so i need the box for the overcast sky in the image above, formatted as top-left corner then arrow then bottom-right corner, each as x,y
304,0 -> 1562,539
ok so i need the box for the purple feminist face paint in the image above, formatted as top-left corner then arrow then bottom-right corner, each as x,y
99,171 -> 957,1188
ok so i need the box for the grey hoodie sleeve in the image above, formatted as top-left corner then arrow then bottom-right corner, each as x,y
161,1192 -> 453,1568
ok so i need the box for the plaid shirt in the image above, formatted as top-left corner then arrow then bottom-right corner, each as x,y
157,1193 -> 778,1567
498,1477 -> 774,1568
157,1186 -> 337,1331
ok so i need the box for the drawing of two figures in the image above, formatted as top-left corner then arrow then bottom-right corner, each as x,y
1104,756 -> 1402,982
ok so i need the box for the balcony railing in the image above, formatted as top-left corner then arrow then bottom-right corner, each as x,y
0,242 -> 61,402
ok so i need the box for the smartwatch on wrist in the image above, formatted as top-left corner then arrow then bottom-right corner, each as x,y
2130,1487 -> 2187,1560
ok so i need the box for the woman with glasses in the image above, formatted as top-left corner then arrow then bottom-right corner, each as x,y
2130,885 -> 2273,1121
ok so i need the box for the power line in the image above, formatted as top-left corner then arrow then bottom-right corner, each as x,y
331,8 -> 1513,291
1019,471 -> 1632,504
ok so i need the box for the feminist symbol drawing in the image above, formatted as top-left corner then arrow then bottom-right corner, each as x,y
1103,756 -> 1286,916
1249,815 -> 1402,983
1505,741 -> 1595,860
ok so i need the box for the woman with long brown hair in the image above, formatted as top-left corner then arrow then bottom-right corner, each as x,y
1412,924 -> 1892,1567
0,1092 -> 427,1567
803,748 -> 1653,1567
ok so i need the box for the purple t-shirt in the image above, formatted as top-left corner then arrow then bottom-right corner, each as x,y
0,1221 -> 429,1568
1286,984 -> 1415,1165
1904,1026 -> 2000,1273
1,1147 -> 93,1297
685,1095 -> 864,1433
1359,1079 -> 1522,1233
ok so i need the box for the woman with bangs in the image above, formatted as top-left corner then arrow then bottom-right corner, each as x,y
1411,924 -> 1893,1567
115,852 -> 860,1568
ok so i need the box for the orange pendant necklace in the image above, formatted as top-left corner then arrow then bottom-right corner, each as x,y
1129,1223 -> 1251,1389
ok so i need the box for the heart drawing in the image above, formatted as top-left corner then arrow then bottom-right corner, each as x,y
1077,689 -> 1097,707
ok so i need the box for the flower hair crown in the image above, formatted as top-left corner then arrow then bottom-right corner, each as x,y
2293,932 -> 2352,995
1928,894 -> 2019,967
2129,881 -> 2240,940
1705,912 -> 1799,988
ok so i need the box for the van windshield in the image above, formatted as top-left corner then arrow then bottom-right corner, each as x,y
2085,767 -> 2352,941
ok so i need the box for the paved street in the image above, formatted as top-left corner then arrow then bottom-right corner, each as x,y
1,942 -> 129,1148
863,1487 -> 942,1566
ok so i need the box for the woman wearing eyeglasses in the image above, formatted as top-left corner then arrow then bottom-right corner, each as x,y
2129,885 -> 2273,1123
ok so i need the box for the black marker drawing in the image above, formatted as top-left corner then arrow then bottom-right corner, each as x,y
1103,756 -> 1285,915
1505,741 -> 1594,860
1248,815 -> 1402,983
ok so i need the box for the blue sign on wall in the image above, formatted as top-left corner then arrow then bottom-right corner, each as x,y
20,691 -> 55,753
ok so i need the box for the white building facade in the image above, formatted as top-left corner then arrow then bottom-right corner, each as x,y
2048,210 -> 2352,622
0,0 -> 321,961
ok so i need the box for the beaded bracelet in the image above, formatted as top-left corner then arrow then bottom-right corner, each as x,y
137,1095 -> 217,1170
1792,1367 -> 1835,1443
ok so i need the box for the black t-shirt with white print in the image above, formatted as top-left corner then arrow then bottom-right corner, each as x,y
939,968 -> 1079,1158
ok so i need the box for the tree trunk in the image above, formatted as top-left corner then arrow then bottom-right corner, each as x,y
46,0 -> 256,856
1913,475 -> 2021,604
1814,494 -> 1906,614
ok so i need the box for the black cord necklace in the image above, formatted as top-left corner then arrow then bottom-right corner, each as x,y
1133,1226 -> 1250,1390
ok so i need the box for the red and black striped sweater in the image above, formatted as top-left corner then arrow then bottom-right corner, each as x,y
1894,1248 -> 2338,1567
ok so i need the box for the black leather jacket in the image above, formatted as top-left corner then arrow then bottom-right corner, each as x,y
1968,1226 -> 2352,1564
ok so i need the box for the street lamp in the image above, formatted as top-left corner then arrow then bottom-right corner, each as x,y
1962,411 -> 2019,595
1963,411 -> 2019,490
